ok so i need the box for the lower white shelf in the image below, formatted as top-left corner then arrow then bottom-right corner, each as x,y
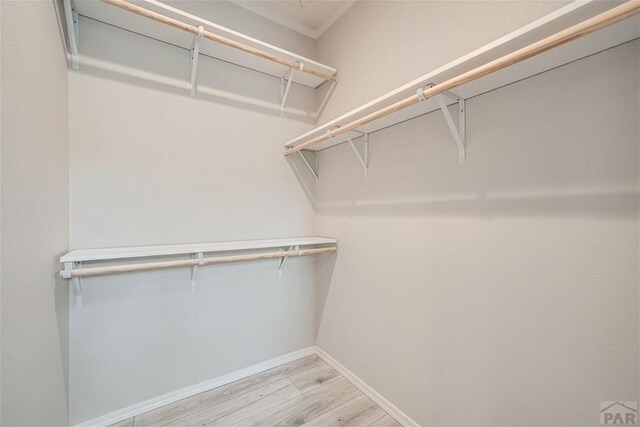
59,237 -> 337,308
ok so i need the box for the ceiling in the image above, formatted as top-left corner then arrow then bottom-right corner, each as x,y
230,0 -> 356,39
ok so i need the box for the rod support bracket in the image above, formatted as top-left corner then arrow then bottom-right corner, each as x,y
190,25 -> 204,97
278,245 -> 298,278
281,64 -> 303,114
190,252 -> 204,291
347,132 -> 369,178
71,54 -> 80,70
71,10 -> 79,69
298,150 -> 318,183
421,86 -> 466,164
63,0 -> 80,69
65,261 -> 84,308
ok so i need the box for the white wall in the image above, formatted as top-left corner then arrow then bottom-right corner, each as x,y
67,5 -> 320,424
315,2 -> 639,426
1,0 -> 69,425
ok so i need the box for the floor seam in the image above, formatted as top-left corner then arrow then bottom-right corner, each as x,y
366,411 -> 389,426
222,379 -> 306,427
301,393 -> 363,426
199,378 -> 298,426
295,372 -> 342,396
157,376 -> 296,426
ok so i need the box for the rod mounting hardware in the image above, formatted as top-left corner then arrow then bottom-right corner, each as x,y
418,84 -> 466,164
63,0 -> 80,69
64,262 -> 84,308
298,150 -> 318,183
433,90 -> 466,164
347,132 -> 369,178
190,252 -> 204,291
278,245 -> 298,278
280,69 -> 294,115
280,63 -> 303,114
190,25 -> 204,97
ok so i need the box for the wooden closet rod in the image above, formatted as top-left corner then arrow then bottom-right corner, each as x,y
100,0 -> 337,82
284,0 -> 640,155
58,247 -> 336,278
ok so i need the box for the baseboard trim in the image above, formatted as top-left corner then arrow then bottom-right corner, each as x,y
76,346 -> 317,427
314,346 -> 418,427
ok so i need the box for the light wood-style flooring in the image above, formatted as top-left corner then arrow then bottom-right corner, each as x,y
108,354 -> 401,427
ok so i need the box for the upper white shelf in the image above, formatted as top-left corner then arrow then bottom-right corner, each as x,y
60,237 -> 337,263
284,0 -> 640,151
73,0 -> 337,89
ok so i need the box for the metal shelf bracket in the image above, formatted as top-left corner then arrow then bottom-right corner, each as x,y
63,0 -> 80,69
190,252 -> 204,291
347,132 -> 369,178
278,245 -> 299,278
63,261 -> 84,308
280,63 -> 304,114
190,25 -> 204,97
298,150 -> 318,183
419,86 -> 466,164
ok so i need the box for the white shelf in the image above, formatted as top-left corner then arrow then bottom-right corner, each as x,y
285,0 -> 639,151
72,0 -> 336,89
60,237 -> 337,263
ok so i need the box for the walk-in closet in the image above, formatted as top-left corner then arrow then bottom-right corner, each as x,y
1,0 -> 639,426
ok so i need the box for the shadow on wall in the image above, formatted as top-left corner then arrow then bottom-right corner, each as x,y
71,15 -> 326,123
54,258 -> 70,405
287,153 -> 318,209
315,252 -> 337,335
53,0 -> 72,414
314,187 -> 639,218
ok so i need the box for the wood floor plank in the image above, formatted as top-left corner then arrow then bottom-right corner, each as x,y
234,377 -> 362,427
207,382 -> 301,426
134,355 -> 323,426
108,417 -> 134,427
288,362 -> 341,394
341,405 -> 388,427
165,379 -> 299,426
369,414 -> 402,427
301,395 -> 388,427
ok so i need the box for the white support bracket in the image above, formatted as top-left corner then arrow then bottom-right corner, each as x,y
314,80 -> 337,120
347,132 -> 369,178
190,25 -> 204,97
73,10 -> 79,45
190,252 -> 204,291
278,245 -> 299,278
418,86 -> 466,164
298,150 -> 318,183
62,0 -> 80,70
280,63 -> 304,115
63,261 -> 84,308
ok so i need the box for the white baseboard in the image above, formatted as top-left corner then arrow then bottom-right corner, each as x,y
314,346 -> 419,427
76,346 -> 317,427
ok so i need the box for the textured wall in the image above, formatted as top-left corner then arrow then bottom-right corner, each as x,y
314,1 -> 639,425
1,0 -> 69,425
